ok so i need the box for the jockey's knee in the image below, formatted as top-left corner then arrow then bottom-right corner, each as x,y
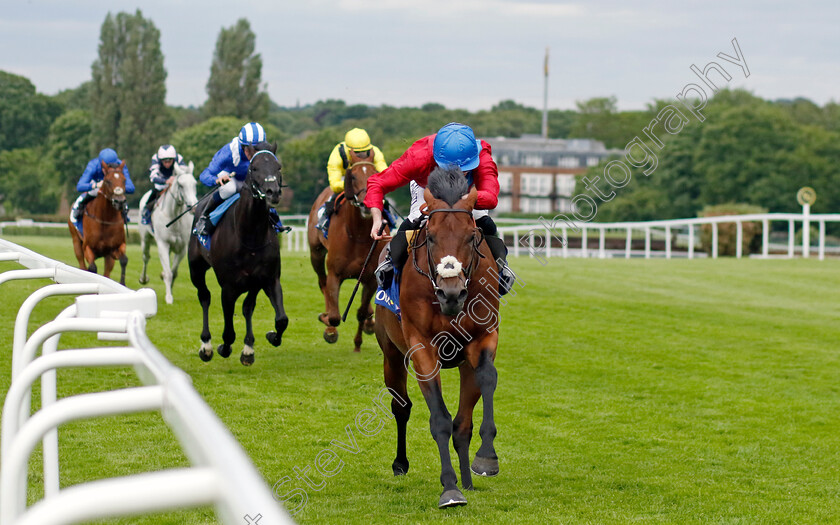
475,215 -> 497,237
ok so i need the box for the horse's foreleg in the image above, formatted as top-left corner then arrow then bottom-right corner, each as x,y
263,279 -> 288,347
469,335 -> 499,478
380,331 -> 412,476
240,289 -> 259,366
353,281 -> 376,352
189,252 -> 213,361
84,245 -> 97,274
410,342 -> 465,508
453,363 -> 481,490
218,287 -> 238,359
156,239 -> 174,304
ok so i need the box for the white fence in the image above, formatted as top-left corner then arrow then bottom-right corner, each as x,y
0,239 -> 293,524
500,211 -> 840,260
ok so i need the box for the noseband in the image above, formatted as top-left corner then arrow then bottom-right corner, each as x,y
412,208 -> 486,294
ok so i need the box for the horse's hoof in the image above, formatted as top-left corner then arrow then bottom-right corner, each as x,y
240,352 -> 254,366
217,344 -> 232,358
138,276 -> 149,285
438,489 -> 467,509
470,456 -> 499,477
323,329 -> 338,344
363,317 -> 375,334
198,348 -> 212,362
353,346 -> 361,353
266,331 -> 282,347
392,460 -> 409,476
165,295 -> 173,305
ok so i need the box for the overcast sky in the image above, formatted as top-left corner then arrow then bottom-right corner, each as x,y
1,1 -> 837,111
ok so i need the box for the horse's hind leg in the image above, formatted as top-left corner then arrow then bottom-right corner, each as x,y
380,332 -> 412,476
453,363 -> 482,490
118,246 -> 128,286
353,281 -> 376,352
263,279 -> 289,347
189,250 -> 214,361
139,232 -> 151,284
217,287 -> 238,358
240,289 -> 258,366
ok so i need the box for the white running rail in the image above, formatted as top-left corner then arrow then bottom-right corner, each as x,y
502,212 -> 840,260
0,238 -> 292,524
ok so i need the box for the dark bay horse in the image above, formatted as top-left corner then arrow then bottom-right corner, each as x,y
188,144 -> 288,366
68,160 -> 129,285
307,149 -> 388,352
374,166 -> 501,509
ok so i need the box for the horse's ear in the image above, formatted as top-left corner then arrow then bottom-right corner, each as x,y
458,186 -> 478,210
270,142 -> 278,155
423,186 -> 442,211
100,159 -> 108,171
119,160 -> 125,171
188,161 -> 195,174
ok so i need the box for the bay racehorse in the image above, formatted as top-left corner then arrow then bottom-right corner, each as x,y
187,144 -> 288,366
139,161 -> 198,304
374,166 -> 501,508
68,160 -> 129,285
307,149 -> 388,351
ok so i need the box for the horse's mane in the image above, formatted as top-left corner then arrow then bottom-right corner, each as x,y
427,166 -> 469,206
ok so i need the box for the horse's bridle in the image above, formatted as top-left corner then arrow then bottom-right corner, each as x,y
412,208 -> 486,294
344,161 -> 375,207
247,150 -> 283,201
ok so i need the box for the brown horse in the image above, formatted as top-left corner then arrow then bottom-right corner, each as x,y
307,149 -> 389,352
68,161 -> 129,285
374,166 -> 501,509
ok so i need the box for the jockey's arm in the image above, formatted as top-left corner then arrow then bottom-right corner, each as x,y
372,146 -> 389,172
122,165 -> 135,194
326,144 -> 345,193
77,160 -> 98,192
472,146 -> 500,210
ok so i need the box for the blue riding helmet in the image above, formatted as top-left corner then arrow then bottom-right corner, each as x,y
98,148 -> 118,165
239,122 -> 266,146
433,123 -> 481,171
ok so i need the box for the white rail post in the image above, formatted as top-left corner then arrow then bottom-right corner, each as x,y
762,219 -> 769,258
688,225 -> 695,260
712,223 -> 718,259
665,225 -> 671,259
802,203 -> 810,258
544,228 -> 551,258
598,227 -> 606,259
625,228 -> 632,259
513,230 -> 520,257
736,221 -> 743,259
819,220 -> 826,261
644,227 -> 651,259
528,230 -> 535,259
788,219 -> 795,258
581,227 -> 588,258
561,227 -> 568,258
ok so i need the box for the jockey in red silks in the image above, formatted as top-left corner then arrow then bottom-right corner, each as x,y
364,122 -> 515,295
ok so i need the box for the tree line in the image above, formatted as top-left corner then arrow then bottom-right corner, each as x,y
1,9 -> 839,220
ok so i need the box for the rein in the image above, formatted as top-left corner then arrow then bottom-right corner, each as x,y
411,208 -> 486,294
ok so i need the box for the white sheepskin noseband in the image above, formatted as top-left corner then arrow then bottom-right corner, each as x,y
436,256 -> 463,278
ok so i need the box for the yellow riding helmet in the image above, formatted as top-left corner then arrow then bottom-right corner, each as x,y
344,128 -> 372,151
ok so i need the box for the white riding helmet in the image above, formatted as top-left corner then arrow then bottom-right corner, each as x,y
157,144 -> 177,160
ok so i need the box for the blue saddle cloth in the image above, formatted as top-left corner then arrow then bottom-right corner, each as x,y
210,194 -> 240,225
374,269 -> 401,320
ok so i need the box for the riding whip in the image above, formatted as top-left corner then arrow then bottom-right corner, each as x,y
342,222 -> 387,322
165,188 -> 214,228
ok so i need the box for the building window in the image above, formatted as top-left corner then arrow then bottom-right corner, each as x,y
525,154 -> 543,167
558,156 -> 579,168
587,156 -> 600,167
555,174 -> 575,196
498,172 -> 512,193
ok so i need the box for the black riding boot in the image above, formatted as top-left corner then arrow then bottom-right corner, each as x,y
476,216 -> 515,296
375,218 -> 419,288
72,193 -> 97,223
194,191 -> 224,237
143,188 -> 161,224
316,193 -> 336,230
